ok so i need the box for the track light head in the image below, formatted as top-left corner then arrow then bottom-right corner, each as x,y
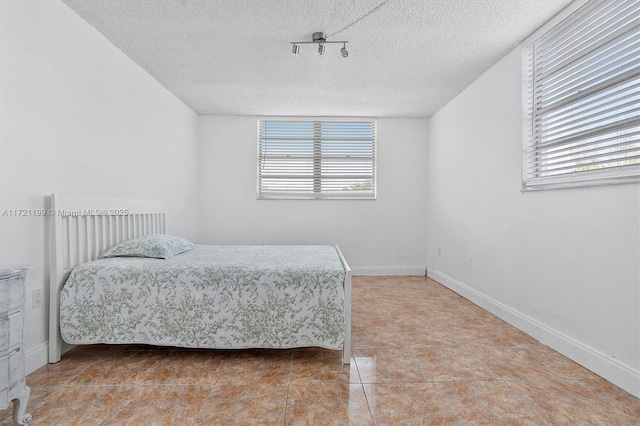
292,44 -> 299,55
341,45 -> 348,58
318,43 -> 325,55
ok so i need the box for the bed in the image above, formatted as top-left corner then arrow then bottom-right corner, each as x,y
48,194 -> 352,364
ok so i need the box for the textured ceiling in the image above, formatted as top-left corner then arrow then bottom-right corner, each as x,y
61,0 -> 573,117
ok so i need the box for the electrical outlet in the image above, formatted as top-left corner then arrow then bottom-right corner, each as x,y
467,256 -> 472,267
32,289 -> 43,309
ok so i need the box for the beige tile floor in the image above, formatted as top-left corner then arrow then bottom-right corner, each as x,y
3,276 -> 639,425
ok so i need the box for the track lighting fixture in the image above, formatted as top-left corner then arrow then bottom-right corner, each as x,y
290,32 -> 348,58
289,1 -> 392,59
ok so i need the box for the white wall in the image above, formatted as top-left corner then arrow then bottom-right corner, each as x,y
0,0 -> 199,372
426,46 -> 640,397
198,116 -> 428,275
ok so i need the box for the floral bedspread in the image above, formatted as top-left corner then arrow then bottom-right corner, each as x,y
60,245 -> 346,350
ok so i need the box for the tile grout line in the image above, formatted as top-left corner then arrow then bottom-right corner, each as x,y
352,350 -> 377,425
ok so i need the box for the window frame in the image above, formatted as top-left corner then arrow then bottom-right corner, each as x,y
257,117 -> 377,200
521,0 -> 640,191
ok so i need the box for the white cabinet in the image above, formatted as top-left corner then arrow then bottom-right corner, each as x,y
0,267 -> 31,425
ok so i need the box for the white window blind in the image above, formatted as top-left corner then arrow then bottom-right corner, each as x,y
522,0 -> 640,190
258,119 -> 376,199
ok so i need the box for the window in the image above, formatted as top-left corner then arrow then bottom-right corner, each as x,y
522,0 -> 640,190
258,119 -> 376,199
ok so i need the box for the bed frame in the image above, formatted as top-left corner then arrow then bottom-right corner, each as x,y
48,194 -> 352,364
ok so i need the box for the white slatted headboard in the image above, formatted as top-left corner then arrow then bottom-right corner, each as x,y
48,194 -> 166,363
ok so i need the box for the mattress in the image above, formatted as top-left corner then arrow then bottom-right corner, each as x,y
60,245 -> 346,350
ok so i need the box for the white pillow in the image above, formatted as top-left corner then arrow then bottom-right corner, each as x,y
99,234 -> 195,259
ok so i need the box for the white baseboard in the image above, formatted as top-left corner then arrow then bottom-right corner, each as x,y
25,341 -> 49,375
427,268 -> 640,399
352,266 -> 426,276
